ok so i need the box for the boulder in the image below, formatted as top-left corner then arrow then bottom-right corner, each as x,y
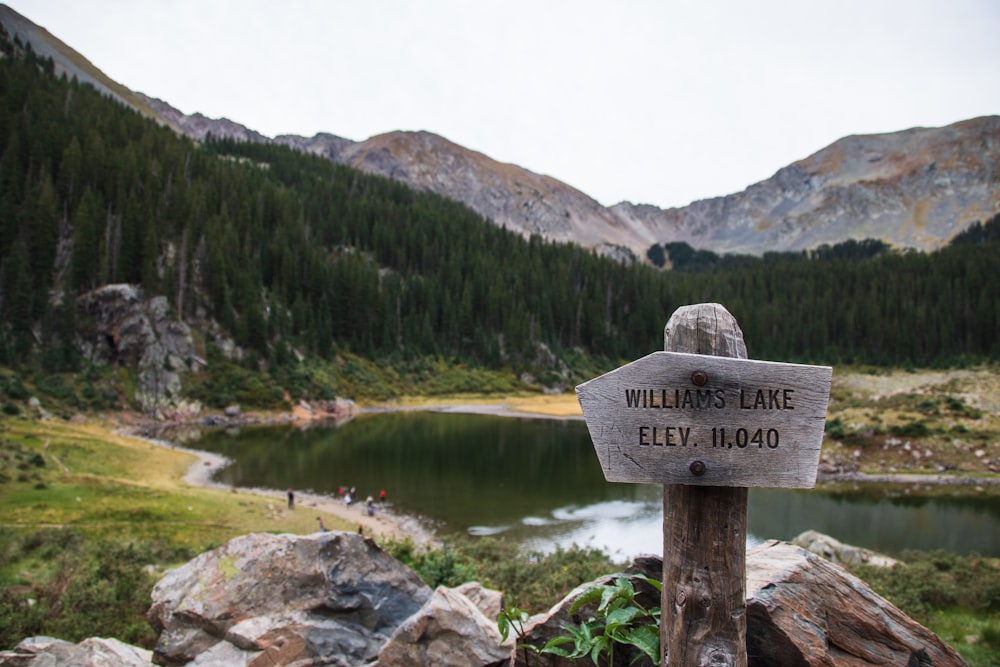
377,585 -> 512,666
513,544 -> 965,667
295,398 -> 358,424
147,531 -> 432,666
792,529 -> 899,568
453,581 -> 504,620
0,636 -> 153,666
746,540 -> 965,666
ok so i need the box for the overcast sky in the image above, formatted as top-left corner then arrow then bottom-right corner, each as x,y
7,0 -> 1000,209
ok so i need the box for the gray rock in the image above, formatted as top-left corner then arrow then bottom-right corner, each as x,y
377,585 -> 512,667
792,529 -> 899,568
453,581 -> 504,620
147,531 -> 432,666
74,284 -> 197,414
26,397 -> 52,420
0,636 -> 153,667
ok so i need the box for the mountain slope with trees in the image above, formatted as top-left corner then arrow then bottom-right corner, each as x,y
3,4 -> 997,265
0,23 -> 997,412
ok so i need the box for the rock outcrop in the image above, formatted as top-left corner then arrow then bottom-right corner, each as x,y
377,583 -> 512,666
745,540 -> 963,666
74,284 -> 199,415
292,398 -> 358,424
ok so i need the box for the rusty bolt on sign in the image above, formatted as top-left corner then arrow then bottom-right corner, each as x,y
689,460 -> 706,476
691,370 -> 708,386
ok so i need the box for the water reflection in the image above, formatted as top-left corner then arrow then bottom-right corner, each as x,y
176,412 -> 1000,560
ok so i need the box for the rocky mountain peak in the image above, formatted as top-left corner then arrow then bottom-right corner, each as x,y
614,115 -> 1000,256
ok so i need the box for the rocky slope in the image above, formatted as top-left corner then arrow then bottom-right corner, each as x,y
275,129 -> 644,260
615,115 -> 1000,256
0,5 -> 178,132
4,5 -> 998,259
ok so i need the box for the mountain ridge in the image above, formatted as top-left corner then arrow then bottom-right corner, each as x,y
2,4 -> 998,259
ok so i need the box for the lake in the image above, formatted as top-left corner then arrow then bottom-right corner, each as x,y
175,411 -> 1000,561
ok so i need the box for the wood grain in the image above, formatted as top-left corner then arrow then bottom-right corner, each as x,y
662,303 -> 747,667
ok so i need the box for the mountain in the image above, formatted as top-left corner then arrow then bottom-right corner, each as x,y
4,4 -> 996,260
135,94 -> 644,260
1,5 -> 997,404
0,5 -> 178,133
142,99 -> 1000,260
274,128 -> 644,260
614,116 -> 1000,256
146,86 -> 999,260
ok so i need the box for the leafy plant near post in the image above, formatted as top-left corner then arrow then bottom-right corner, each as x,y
499,574 -> 663,666
498,605 -> 541,666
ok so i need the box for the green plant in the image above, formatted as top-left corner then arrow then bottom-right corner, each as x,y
825,417 -> 847,440
889,420 -> 932,438
382,537 -> 478,589
498,605 -> 541,666
541,575 -> 662,666
0,529 -> 197,650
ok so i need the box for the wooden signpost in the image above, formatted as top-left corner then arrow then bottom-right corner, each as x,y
576,303 -> 832,666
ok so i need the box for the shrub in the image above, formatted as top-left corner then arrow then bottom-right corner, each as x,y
383,536 -> 618,613
0,529 -> 198,650
825,417 -> 847,440
889,421 -> 932,438
851,550 -> 999,622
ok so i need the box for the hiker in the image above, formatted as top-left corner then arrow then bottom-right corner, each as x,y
316,517 -> 328,532
287,488 -> 295,509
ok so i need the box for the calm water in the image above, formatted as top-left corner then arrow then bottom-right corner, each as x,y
176,412 -> 1000,560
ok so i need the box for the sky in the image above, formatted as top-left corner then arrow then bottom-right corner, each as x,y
7,0 -> 1000,209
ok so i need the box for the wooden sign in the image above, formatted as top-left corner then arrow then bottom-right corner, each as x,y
576,350 -> 832,489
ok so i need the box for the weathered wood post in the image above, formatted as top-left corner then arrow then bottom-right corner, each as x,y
661,304 -> 749,667
576,303 -> 832,666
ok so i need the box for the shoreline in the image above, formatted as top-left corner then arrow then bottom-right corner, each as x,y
124,398 -> 999,547
125,428 -> 439,546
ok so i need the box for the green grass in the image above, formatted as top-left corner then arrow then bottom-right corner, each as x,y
851,550 -> 1000,666
0,416 -> 355,546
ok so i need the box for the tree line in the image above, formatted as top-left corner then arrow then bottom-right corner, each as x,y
0,24 -> 997,389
